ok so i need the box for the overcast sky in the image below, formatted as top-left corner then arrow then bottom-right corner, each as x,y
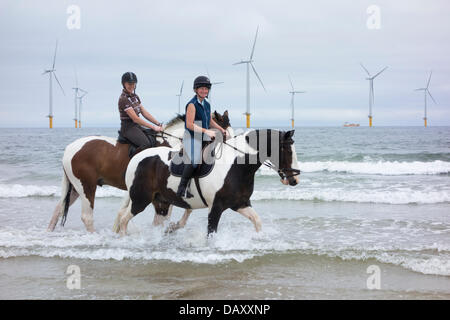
0,0 -> 449,128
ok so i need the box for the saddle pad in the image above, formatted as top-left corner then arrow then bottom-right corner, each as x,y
169,141 -> 216,178
169,160 -> 215,178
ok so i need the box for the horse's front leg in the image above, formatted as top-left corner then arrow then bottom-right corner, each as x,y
207,204 -> 226,236
235,206 -> 262,232
152,200 -> 175,228
165,209 -> 193,234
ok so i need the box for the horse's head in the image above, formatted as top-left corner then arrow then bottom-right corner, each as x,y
213,110 -> 234,138
277,130 -> 300,186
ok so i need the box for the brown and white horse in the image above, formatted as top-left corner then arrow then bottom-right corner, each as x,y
47,111 -> 232,232
114,129 -> 300,236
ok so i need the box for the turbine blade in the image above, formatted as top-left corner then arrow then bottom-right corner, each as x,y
251,62 -> 266,92
428,90 -> 437,104
232,61 -> 246,65
249,26 -> 259,60
180,80 -> 184,94
373,66 -> 388,79
360,63 -> 371,76
426,71 -> 433,89
52,40 -> 58,69
288,75 -> 294,91
53,72 -> 65,96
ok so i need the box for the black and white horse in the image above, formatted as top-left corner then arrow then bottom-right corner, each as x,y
113,129 -> 300,236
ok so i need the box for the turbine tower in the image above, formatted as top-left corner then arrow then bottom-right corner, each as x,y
233,26 -> 266,128
176,80 -> 184,114
72,68 -> 80,128
205,66 -> 224,103
415,71 -> 437,127
77,89 -> 88,128
289,76 -> 305,128
360,63 -> 388,127
42,40 -> 65,128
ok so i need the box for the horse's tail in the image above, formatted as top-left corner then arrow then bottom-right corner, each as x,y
60,170 -> 73,227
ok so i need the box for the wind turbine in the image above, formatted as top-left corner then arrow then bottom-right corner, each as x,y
77,89 -> 88,128
42,40 -> 65,128
72,68 -> 80,128
360,63 -> 388,127
288,76 -> 305,128
205,66 -> 224,103
415,71 -> 437,127
233,26 -> 266,128
176,80 -> 184,114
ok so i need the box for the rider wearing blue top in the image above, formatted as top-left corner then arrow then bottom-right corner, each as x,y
176,76 -> 228,198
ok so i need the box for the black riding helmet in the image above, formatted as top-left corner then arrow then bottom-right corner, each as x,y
122,72 -> 137,86
193,76 -> 211,90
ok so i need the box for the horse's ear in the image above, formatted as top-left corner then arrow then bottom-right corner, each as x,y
223,110 -> 229,117
213,110 -> 219,119
285,130 -> 295,140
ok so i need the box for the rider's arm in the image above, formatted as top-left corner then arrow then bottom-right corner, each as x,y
210,116 -> 227,137
140,106 -> 162,126
186,103 -> 214,136
125,108 -> 160,130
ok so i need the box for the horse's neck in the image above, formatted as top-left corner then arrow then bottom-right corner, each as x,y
165,119 -> 184,134
216,132 -> 263,172
223,129 -> 276,165
160,120 -> 184,148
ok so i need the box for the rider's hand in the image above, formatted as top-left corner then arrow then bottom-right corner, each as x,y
221,129 -> 228,140
205,129 -> 216,139
153,125 -> 163,132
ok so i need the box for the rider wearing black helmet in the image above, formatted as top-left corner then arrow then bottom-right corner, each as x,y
176,75 -> 228,198
118,72 -> 163,153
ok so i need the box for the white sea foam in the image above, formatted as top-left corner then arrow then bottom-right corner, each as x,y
0,225 -> 448,276
0,184 -> 125,198
1,183 -> 448,204
251,189 -> 450,204
258,160 -> 450,176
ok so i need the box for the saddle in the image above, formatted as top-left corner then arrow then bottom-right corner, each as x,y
168,141 -> 216,178
117,129 -> 157,158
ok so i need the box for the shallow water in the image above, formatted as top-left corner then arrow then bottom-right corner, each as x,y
0,127 -> 449,299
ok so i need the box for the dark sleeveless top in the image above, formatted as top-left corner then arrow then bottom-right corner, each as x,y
185,95 -> 211,139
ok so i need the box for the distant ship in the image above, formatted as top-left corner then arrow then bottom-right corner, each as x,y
343,122 -> 360,127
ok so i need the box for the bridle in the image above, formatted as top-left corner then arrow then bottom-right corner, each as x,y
263,139 -> 301,180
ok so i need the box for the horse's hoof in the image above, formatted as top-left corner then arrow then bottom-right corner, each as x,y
165,222 -> 179,234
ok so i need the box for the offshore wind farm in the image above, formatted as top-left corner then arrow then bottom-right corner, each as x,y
37,31 -> 439,129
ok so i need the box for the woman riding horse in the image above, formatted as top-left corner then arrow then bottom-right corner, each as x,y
119,72 -> 163,153
176,75 -> 228,198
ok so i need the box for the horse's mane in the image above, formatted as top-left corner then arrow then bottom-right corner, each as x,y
165,114 -> 185,129
164,111 -> 220,130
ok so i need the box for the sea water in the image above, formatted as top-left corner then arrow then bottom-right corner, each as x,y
0,127 -> 449,299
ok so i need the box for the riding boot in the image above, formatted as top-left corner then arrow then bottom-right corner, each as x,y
176,164 -> 196,198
